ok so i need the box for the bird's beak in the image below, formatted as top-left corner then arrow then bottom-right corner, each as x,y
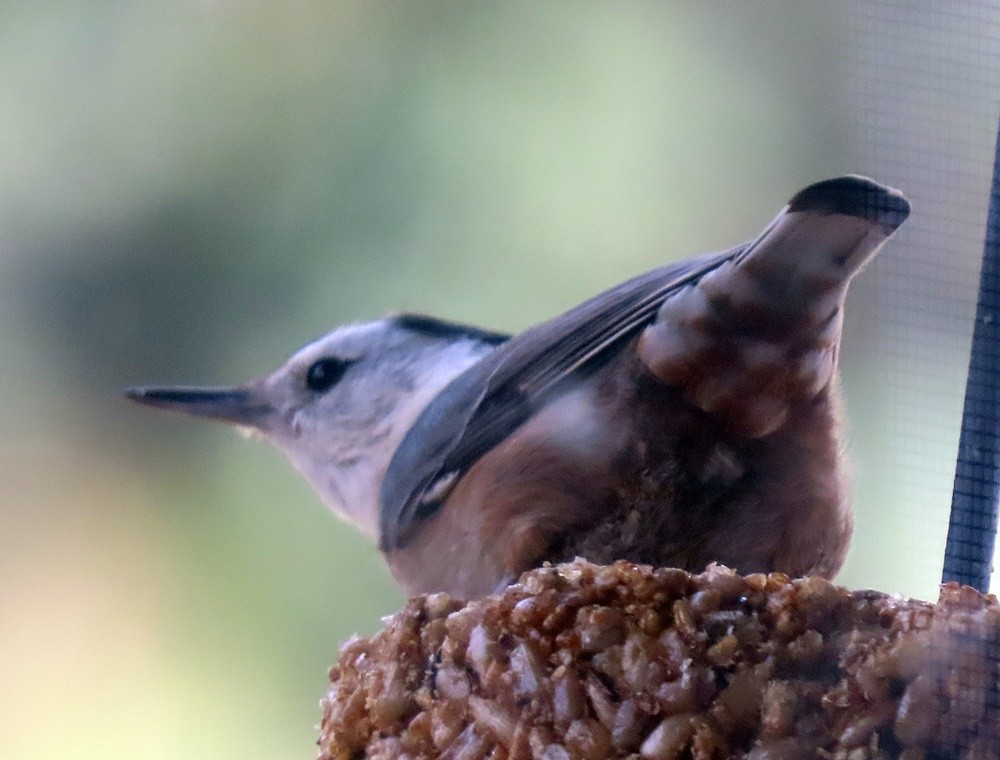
124,384 -> 276,430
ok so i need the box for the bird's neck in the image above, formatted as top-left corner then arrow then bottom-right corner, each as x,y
326,339 -> 499,541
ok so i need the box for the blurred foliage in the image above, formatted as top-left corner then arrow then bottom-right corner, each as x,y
0,2 -> 996,759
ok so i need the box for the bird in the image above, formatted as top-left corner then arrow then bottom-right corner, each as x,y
126,175 -> 910,600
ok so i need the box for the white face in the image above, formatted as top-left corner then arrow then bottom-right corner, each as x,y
256,320 -> 494,538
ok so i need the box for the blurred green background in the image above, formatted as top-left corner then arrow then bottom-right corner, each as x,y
2,3 -> 999,759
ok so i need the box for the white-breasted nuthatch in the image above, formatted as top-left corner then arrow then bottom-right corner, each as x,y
127,176 -> 909,599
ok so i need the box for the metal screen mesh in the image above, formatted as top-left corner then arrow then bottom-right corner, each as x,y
846,3 -> 1000,596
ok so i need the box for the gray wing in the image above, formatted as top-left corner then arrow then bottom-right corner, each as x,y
379,247 -> 741,551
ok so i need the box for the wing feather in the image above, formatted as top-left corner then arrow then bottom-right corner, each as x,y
379,247 -> 741,551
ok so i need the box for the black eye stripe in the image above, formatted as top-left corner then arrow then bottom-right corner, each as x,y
305,358 -> 350,393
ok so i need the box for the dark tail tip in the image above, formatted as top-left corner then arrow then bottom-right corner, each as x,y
787,175 -> 911,232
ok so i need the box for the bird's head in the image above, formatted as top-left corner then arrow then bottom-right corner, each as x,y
126,315 -> 506,538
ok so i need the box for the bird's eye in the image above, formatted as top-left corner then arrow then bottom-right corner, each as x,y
305,357 -> 350,393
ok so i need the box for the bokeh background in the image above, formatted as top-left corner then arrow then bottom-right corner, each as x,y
2,3 -> 999,759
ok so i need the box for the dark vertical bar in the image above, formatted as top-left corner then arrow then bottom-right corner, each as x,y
944,119 -> 1000,592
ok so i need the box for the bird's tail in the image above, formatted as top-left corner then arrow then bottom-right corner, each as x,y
709,175 -> 910,324
640,175 -> 910,437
